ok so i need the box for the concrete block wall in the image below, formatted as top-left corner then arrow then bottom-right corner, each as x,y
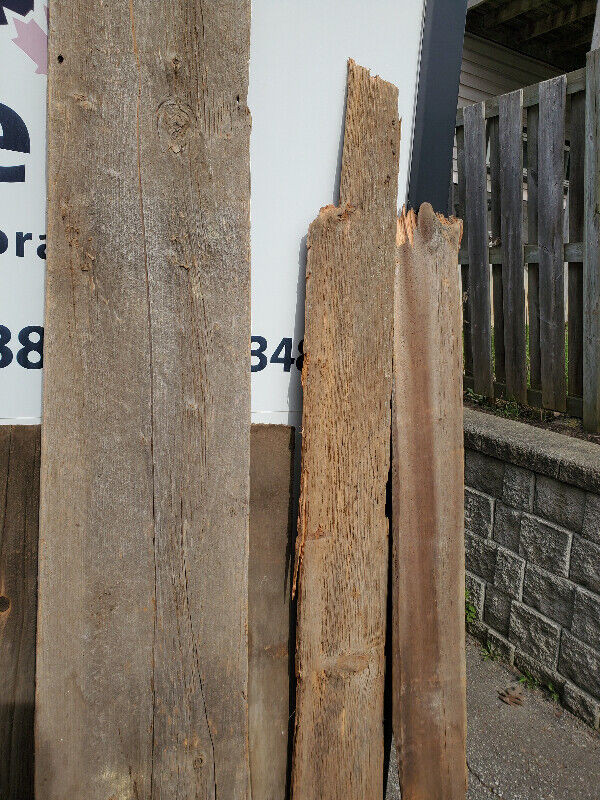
464,409 -> 600,730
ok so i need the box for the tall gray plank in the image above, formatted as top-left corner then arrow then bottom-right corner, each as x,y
464,102 -> 493,398
538,75 -> 567,411
489,115 -> 505,382
0,427 -> 40,800
584,50 -> 600,431
37,2 -> 251,798
456,126 -> 473,376
249,425 -> 294,800
527,104 -> 541,390
568,91 -> 585,398
500,90 -> 527,403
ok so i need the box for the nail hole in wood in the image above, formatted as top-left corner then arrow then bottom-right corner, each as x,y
57,55 -> 64,63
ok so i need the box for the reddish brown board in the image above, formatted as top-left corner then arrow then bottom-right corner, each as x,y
0,426 -> 40,800
392,205 -> 467,800
291,60 -> 399,800
249,424 -> 295,800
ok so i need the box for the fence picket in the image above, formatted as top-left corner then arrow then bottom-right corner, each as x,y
489,116 -> 505,383
538,75 -> 567,411
527,104 -> 542,390
464,102 -> 493,398
456,125 -> 473,376
584,50 -> 600,431
499,90 -> 527,402
569,91 -> 585,399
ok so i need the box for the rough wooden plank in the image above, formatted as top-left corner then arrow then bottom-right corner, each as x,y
456,125 -> 473,376
569,91 -> 586,398
36,2 -> 251,798
489,115 -> 505,382
584,49 -> 600,430
393,206 -> 467,800
527,104 -> 542,390
500,89 -> 527,402
464,102 -> 493,397
249,424 -> 294,800
538,75 -> 567,411
0,426 -> 40,800
292,59 -> 399,800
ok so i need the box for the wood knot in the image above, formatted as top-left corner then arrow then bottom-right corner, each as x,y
156,98 -> 195,154
0,596 -> 10,613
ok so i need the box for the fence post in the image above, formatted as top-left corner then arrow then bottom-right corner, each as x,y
584,48 -> 600,431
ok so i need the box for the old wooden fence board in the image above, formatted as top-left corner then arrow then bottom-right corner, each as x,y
584,49 -> 600,431
464,102 -> 493,398
249,425 -> 294,800
569,90 -> 585,399
489,115 -> 505,383
455,125 -> 473,376
37,2 -> 251,798
538,75 -> 567,411
292,59 -> 399,800
393,206 -> 467,800
499,89 -> 527,403
0,426 -> 40,800
527,103 -> 542,391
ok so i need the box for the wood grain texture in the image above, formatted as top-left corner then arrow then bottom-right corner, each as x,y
249,425 -> 295,800
499,89 -> 527,403
456,125 -> 473,376
489,115 -> 505,382
538,75 -> 567,412
527,104 -> 542,390
584,49 -> 600,431
464,102 -> 493,398
568,91 -> 585,398
37,2 -> 251,798
0,426 -> 40,800
393,206 -> 467,800
291,59 -> 399,800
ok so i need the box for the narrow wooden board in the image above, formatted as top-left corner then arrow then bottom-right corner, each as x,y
393,206 -> 467,800
291,59 -> 399,800
464,102 -> 493,398
489,115 -> 505,383
584,50 -> 600,431
527,104 -> 542,390
249,424 -> 295,800
456,126 -> 473,376
0,426 -> 40,800
37,2 -> 251,798
499,89 -> 527,403
569,91 -> 585,398
538,75 -> 567,411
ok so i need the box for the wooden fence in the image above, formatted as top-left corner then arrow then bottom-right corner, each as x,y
454,49 -> 600,432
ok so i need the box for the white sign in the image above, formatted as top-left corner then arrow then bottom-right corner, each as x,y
249,0 -> 425,428
0,1 -> 425,425
0,1 -> 46,423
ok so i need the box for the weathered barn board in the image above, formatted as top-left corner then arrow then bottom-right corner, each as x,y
499,89 -> 527,403
393,206 -> 466,800
569,91 -> 585,399
456,125 -> 473,376
489,115 -> 505,383
538,75 -> 567,411
249,425 -> 294,800
292,59 -> 399,800
36,2 -> 251,798
527,103 -> 542,391
585,49 -> 600,431
0,426 -> 40,800
464,102 -> 493,397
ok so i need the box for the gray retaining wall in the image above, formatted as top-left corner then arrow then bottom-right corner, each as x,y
464,408 -> 600,730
